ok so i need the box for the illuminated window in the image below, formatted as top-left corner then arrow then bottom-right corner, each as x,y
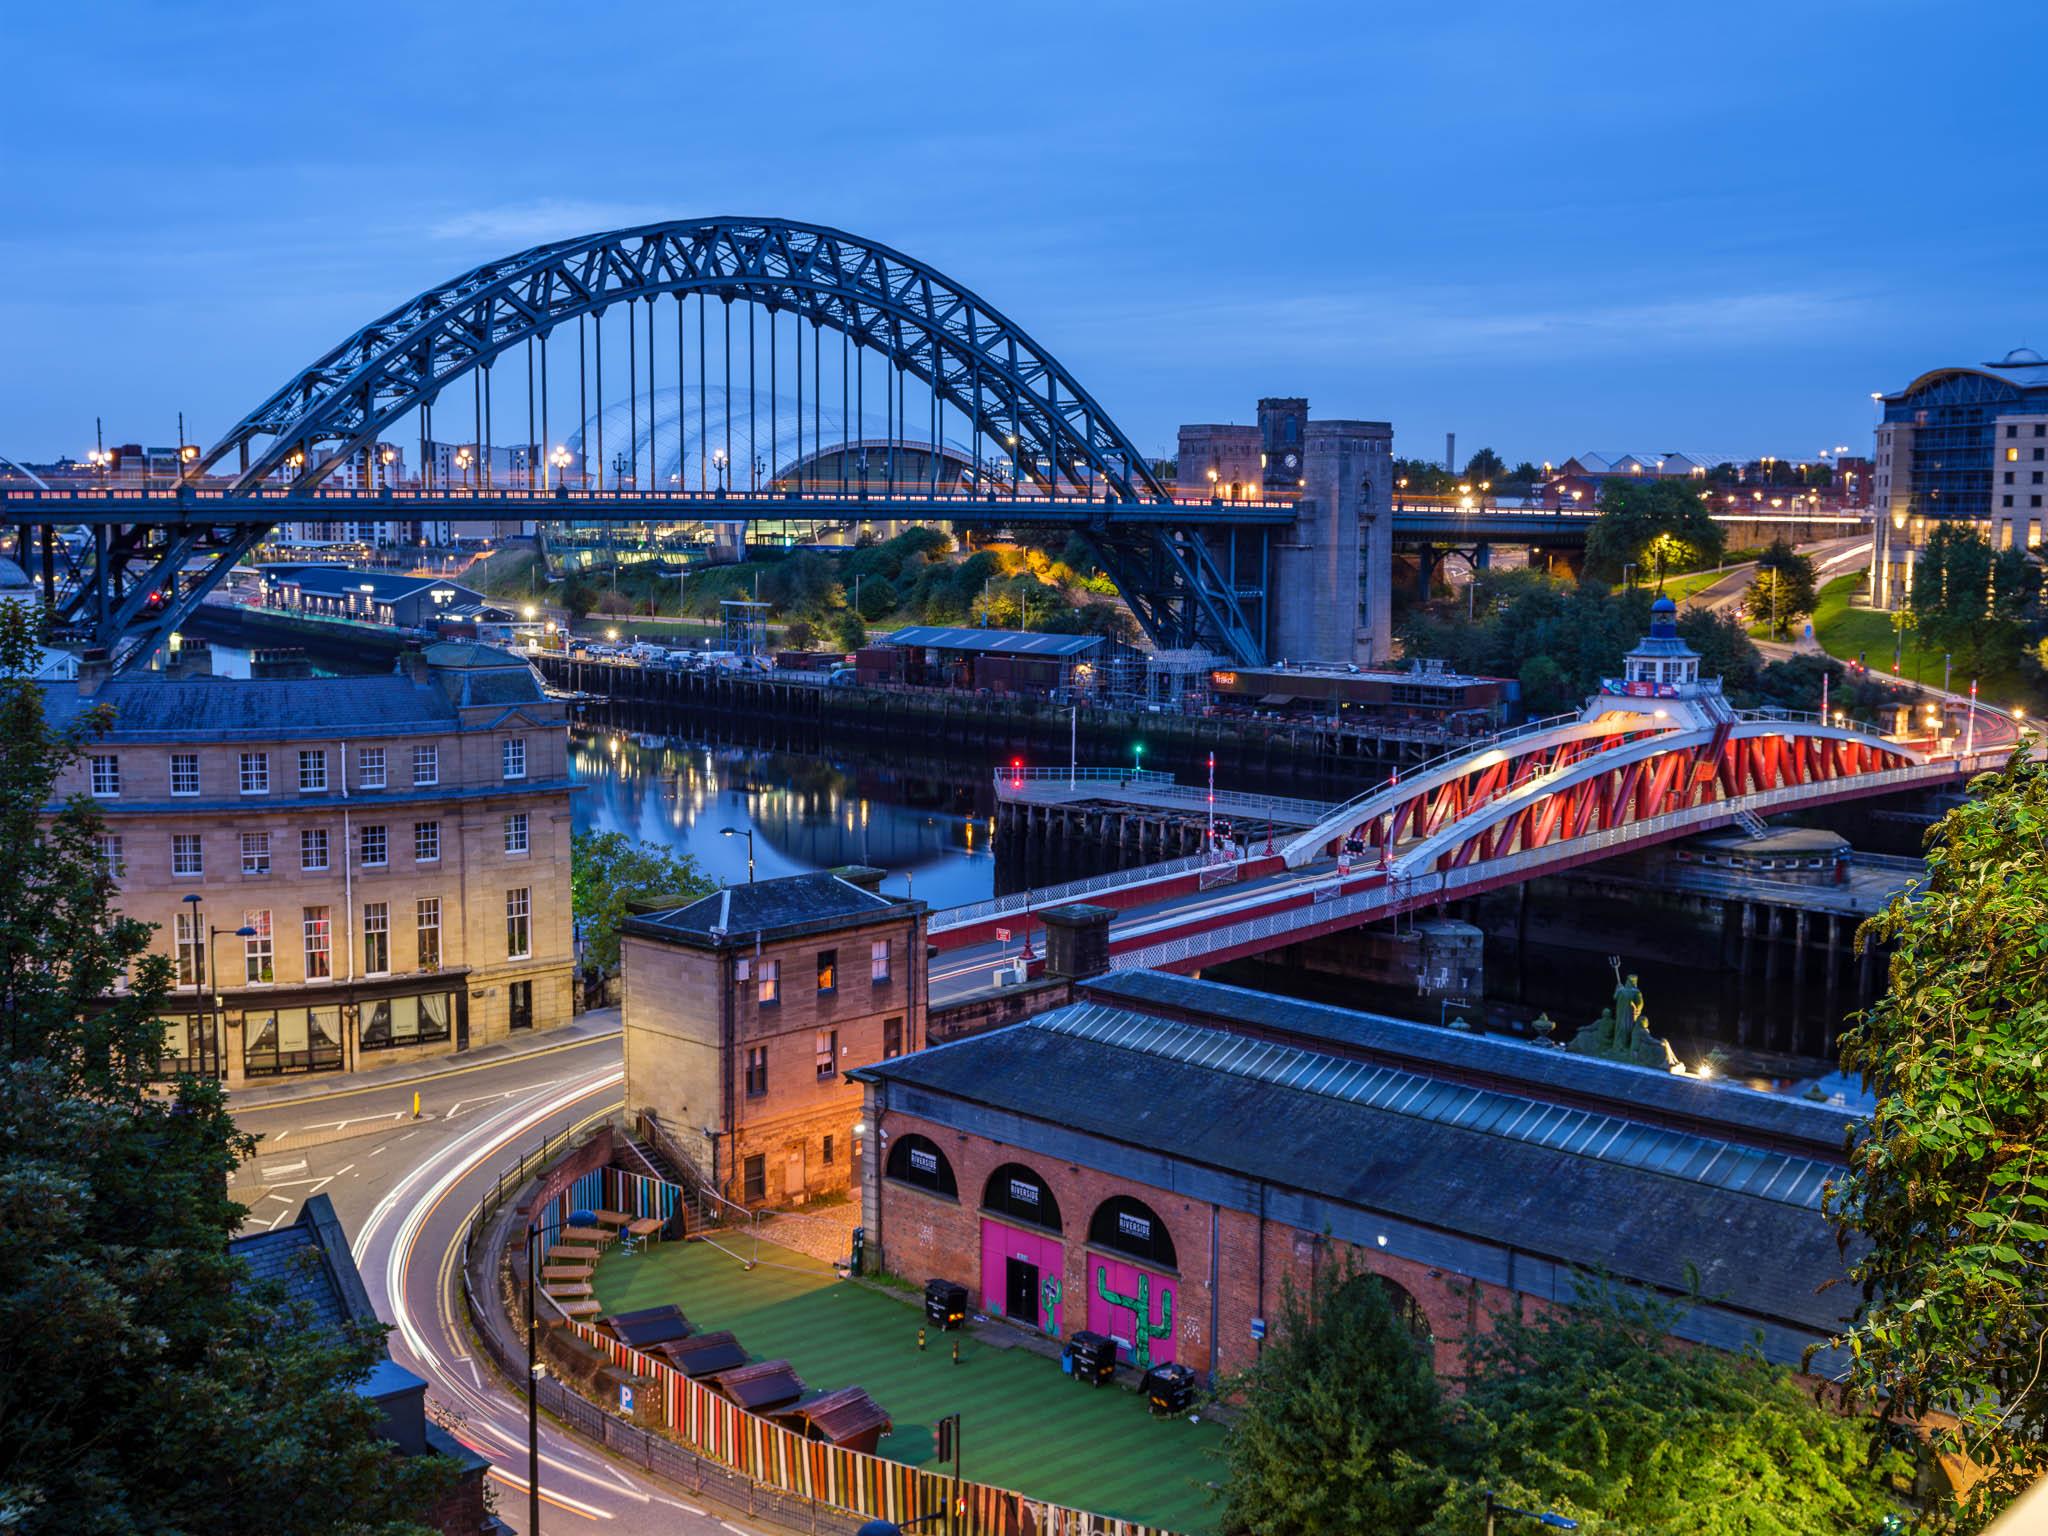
363,902 -> 389,975
302,906 -> 331,979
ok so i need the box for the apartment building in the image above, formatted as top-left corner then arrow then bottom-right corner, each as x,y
49,643 -> 574,1082
620,870 -> 927,1209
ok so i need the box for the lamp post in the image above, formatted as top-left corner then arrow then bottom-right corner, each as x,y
720,825 -> 756,883
526,1217 -> 543,1536
549,445 -> 571,491
208,922 -> 258,1075
181,893 -> 205,1073
712,448 -> 729,493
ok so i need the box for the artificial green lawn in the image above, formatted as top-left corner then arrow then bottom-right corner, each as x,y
592,1237 -> 1226,1534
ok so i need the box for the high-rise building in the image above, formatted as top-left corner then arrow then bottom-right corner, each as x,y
1870,347 -> 2048,608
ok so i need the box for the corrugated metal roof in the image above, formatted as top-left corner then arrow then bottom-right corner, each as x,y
880,625 -> 1103,657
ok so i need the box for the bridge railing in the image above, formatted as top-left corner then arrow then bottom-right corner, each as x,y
1289,711 -> 1589,837
996,766 -> 1175,786
993,768 -> 1336,823
928,851 -> 1215,933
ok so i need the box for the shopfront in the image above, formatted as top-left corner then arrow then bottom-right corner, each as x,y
1083,1195 -> 1179,1369
977,1163 -> 1065,1332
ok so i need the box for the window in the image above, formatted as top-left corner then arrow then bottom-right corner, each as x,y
2036,496 -> 2045,509
2007,472 -> 2017,484
883,1015 -> 904,1058
173,833 -> 204,877
745,1045 -> 769,1097
870,938 -> 890,983
1088,1195 -> 1177,1269
509,978 -> 532,1030
506,888 -> 530,959
502,738 -> 527,779
360,824 -> 388,868
174,910 -> 204,987
360,992 -> 454,1050
242,1006 -> 342,1077
417,897 -> 442,970
240,831 -> 271,875
169,752 -> 199,795
816,948 -> 837,993
302,906 -> 332,980
982,1163 -> 1063,1231
93,833 -> 124,876
822,1134 -> 835,1166
757,958 -> 780,1005
301,828 -> 329,872
2035,473 -> 2044,484
2038,448 -> 2046,462
243,911 -> 274,985
2005,495 -> 2016,508
89,754 -> 120,797
412,744 -> 438,786
2008,425 -> 2019,438
357,746 -> 386,789
414,820 -> 440,862
816,1028 -> 838,1079
2008,447 -> 2021,462
363,902 -> 390,975
239,752 -> 269,795
743,1154 -> 766,1204
885,1133 -> 958,1197
503,812 -> 528,855
297,749 -> 327,792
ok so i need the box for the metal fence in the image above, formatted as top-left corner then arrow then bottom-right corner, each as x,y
928,851 -> 1213,931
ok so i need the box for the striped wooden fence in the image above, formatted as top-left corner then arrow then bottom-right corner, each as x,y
535,1165 -> 684,1246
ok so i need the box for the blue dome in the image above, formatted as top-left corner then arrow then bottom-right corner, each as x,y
1651,595 -> 1677,615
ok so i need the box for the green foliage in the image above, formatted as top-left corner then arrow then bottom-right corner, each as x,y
1395,457 -> 1460,497
1906,523 -> 2041,677
830,609 -> 869,652
781,616 -> 816,651
1824,747 -> 2048,1528
0,602 -> 456,1534
570,830 -> 713,972
1746,538 -> 1820,638
1216,1255 -> 1446,1535
1463,446 -> 1507,485
1423,1279 -> 1908,1536
1585,478 -> 1725,581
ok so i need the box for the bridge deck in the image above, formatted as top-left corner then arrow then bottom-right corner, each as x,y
994,769 -> 1336,829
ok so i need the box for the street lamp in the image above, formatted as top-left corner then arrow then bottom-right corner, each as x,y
526,1218 -> 545,1536
712,448 -> 729,493
181,893 -> 205,1071
549,445 -> 571,490
455,446 -> 473,487
1483,1491 -> 1579,1536
720,825 -> 756,883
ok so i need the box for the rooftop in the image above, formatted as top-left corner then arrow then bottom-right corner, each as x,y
260,565 -> 484,602
229,1193 -> 376,1338
857,993 -> 1854,1333
626,870 -> 920,948
880,625 -> 1104,658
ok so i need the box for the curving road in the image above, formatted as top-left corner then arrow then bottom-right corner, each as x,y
231,1035 -> 756,1535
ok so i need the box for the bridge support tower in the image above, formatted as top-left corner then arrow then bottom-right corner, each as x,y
1272,418 -> 1393,665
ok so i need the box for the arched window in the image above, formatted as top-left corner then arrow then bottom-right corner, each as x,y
1087,1195 -> 1176,1269
981,1163 -> 1062,1231
884,1133 -> 957,1198
1338,1272 -> 1431,1345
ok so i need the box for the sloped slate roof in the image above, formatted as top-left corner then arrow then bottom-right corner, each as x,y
229,1193 -> 376,1337
631,872 -> 909,945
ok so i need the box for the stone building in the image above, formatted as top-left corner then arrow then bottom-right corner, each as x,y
852,969 -> 1853,1386
621,870 -> 927,1209
49,643 -> 574,1082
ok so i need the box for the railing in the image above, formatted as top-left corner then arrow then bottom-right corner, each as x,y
928,851 -> 1214,932
993,767 -> 1336,823
995,766 -> 1175,786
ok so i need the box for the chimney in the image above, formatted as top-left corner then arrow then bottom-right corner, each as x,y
1038,903 -> 1114,981
74,648 -> 111,697
832,864 -> 887,894
1445,432 -> 1456,474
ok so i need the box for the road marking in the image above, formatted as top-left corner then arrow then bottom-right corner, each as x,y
299,1110 -> 406,1134
265,1159 -> 309,1176
655,1497 -> 706,1515
398,1130 -> 418,1142
368,1144 -> 388,1157
484,1466 -> 609,1520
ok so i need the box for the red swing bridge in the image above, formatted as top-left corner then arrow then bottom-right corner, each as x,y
925,598 -> 2017,1001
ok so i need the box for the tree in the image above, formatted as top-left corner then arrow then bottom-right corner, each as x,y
1822,747 -> 2048,1528
1905,523 -> 2040,677
1427,1279 -> 1908,1536
1215,1255 -> 1445,1535
782,616 -> 816,652
1464,446 -> 1507,485
570,830 -> 713,972
830,609 -> 869,652
0,601 -> 456,1534
1746,538 -> 1819,638
1584,478 -> 1725,582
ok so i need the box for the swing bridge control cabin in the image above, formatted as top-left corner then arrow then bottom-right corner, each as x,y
850,969 -> 1858,1384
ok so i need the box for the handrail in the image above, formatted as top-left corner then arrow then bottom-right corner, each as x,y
929,850 -> 1214,931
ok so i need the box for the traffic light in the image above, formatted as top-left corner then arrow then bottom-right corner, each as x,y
1009,756 -> 1023,789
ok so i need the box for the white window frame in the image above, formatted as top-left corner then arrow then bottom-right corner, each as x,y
362,901 -> 390,976
414,820 -> 440,863
172,833 -> 204,877
302,906 -> 332,980
89,754 -> 120,798
240,831 -> 271,875
238,751 -> 270,796
412,744 -> 439,787
758,957 -> 780,1006
502,737 -> 527,780
416,897 -> 442,971
297,749 -> 328,793
360,824 -> 388,869
357,746 -> 387,789
503,812 -> 529,855
506,887 -> 531,960
243,910 -> 274,986
301,827 -> 329,872
94,833 -> 125,876
870,938 -> 890,983
169,752 -> 199,796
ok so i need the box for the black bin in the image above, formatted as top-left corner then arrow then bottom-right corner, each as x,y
1062,1330 -> 1116,1386
924,1278 -> 968,1330
1142,1361 -> 1197,1415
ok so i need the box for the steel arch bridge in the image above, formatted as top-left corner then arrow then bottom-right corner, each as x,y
18,217 -> 1285,668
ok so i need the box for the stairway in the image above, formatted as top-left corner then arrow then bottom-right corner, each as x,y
618,1131 -> 684,1187
1734,809 -> 1770,839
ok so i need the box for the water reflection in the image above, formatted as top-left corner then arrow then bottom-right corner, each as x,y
571,732 -> 998,908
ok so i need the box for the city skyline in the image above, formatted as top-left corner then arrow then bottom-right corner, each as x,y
6,0 -> 2041,466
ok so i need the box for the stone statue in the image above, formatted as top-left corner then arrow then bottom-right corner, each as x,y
1569,972 -> 1679,1071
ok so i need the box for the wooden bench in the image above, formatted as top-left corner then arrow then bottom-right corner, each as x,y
548,1244 -> 602,1263
555,1298 -> 603,1318
546,1282 -> 594,1300
592,1209 -> 633,1231
542,1264 -> 593,1282
625,1217 -> 665,1242
560,1225 -> 612,1246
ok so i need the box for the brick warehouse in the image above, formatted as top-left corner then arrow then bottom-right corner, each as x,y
622,869 -> 928,1209
851,970 -> 1856,1384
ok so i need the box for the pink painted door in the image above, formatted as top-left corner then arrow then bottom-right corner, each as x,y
1085,1255 -> 1176,1368
978,1219 -> 1064,1333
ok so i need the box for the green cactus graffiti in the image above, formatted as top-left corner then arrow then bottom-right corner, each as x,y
1041,1276 -> 1062,1337
1095,1265 -> 1173,1369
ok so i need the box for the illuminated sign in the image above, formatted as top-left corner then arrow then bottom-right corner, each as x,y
909,1147 -> 939,1175
1211,671 -> 1238,688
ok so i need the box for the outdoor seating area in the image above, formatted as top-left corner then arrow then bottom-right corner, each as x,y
589,1234 -> 1223,1534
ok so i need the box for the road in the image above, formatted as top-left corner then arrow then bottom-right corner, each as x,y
232,1034 -> 749,1536
1676,536 -> 1871,618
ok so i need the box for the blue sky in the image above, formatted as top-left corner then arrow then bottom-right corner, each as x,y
3,0 -> 2040,467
